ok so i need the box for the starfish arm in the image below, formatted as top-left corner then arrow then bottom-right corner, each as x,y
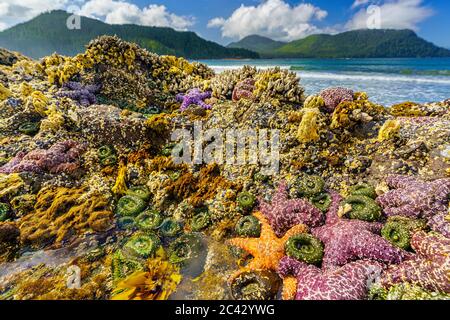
227,237 -> 259,257
427,213 -> 450,238
411,231 -> 449,260
376,189 -> 409,209
352,232 -> 410,265
253,211 -> 273,235
281,277 -> 298,300
383,204 -> 419,218
386,175 -> 420,189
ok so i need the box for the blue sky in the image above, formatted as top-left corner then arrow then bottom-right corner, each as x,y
1,0 -> 449,47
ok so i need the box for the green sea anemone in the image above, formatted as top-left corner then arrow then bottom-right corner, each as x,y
98,145 -> 115,160
111,250 -> 143,282
100,155 -> 117,166
117,216 -> 137,230
98,146 -> 117,166
235,216 -> 261,238
0,203 -> 10,222
159,218 -> 183,237
349,183 -> 377,199
126,186 -> 151,202
381,216 -> 427,250
136,210 -> 162,231
230,270 -> 281,300
116,195 -> 146,217
296,175 -> 325,197
190,210 -> 211,231
285,234 -> 324,265
122,233 -> 161,259
237,192 -> 256,211
343,195 -> 382,222
311,192 -> 332,213
168,233 -> 204,266
18,121 -> 40,136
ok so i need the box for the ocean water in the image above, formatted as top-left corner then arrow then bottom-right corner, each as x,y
197,58 -> 450,106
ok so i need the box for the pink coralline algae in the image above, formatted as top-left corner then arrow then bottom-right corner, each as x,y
278,257 -> 384,300
319,87 -> 354,112
376,175 -> 450,238
58,81 -> 100,106
312,194 -> 411,269
0,140 -> 86,174
176,88 -> 212,111
232,78 -> 255,102
381,231 -> 450,293
259,182 -> 324,237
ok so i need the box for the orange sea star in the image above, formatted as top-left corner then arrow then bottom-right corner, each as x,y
227,211 -> 308,282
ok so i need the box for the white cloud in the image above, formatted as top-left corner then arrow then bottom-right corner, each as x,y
351,0 -> 370,9
0,0 -> 68,31
207,0 -> 328,42
0,0 -> 194,31
78,0 -> 194,30
346,0 -> 433,30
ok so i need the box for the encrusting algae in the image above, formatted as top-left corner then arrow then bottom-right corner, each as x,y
0,36 -> 449,301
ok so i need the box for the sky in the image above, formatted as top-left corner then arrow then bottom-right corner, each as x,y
0,0 -> 449,48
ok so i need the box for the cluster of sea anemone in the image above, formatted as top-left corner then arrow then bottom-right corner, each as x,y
0,36 -> 449,300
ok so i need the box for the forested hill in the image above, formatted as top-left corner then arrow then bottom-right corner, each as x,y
228,29 -> 450,58
0,10 -> 259,60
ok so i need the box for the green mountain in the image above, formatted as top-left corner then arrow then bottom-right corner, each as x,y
0,10 -> 259,60
230,29 -> 450,58
228,35 -> 285,55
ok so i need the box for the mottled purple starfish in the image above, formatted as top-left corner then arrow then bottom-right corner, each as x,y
58,81 -> 100,106
312,191 -> 412,270
259,182 -> 324,237
319,87 -> 354,112
376,175 -> 450,238
0,140 -> 86,174
381,231 -> 450,293
176,88 -> 212,111
278,257 -> 384,300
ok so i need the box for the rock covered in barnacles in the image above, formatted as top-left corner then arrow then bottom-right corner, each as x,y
259,182 -> 323,237
278,257 -> 384,300
75,104 -> 149,147
381,231 -> 450,293
209,65 -> 257,99
377,175 -> 450,237
0,140 -> 86,174
253,67 -> 305,105
319,87 -> 354,112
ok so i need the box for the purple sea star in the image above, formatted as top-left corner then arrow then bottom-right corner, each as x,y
376,175 -> 450,237
176,88 -> 212,111
259,182 -> 324,237
278,257 -> 384,300
312,190 -> 412,270
58,81 -> 100,106
232,78 -> 255,102
319,87 -> 354,112
0,140 -> 86,174
381,231 -> 450,293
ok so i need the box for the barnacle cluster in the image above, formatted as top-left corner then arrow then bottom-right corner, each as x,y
0,37 -> 449,301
